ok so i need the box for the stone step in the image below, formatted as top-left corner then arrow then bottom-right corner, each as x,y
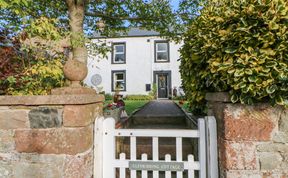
131,116 -> 186,125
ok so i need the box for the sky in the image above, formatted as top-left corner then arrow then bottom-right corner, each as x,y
171,0 -> 180,11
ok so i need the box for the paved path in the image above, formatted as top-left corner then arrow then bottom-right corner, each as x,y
133,100 -> 186,117
129,100 -> 187,129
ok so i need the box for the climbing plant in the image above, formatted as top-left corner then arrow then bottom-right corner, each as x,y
180,0 -> 288,114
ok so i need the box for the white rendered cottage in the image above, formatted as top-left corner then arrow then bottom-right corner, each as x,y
84,28 -> 183,99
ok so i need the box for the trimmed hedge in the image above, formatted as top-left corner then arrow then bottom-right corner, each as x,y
125,95 -> 153,101
180,0 -> 288,114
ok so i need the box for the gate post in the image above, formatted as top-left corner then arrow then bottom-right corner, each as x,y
94,117 -> 104,178
102,118 -> 116,178
198,118 -> 207,178
205,116 -> 218,178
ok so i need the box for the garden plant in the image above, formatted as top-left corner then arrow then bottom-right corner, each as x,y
180,0 -> 288,114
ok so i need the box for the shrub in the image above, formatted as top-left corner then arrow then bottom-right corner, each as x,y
173,96 -> 186,100
148,83 -> 157,99
125,95 -> 153,100
104,93 -> 113,100
180,0 -> 288,114
0,18 -> 66,95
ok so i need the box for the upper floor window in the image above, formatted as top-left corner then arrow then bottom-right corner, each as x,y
155,41 -> 169,62
112,43 -> 126,64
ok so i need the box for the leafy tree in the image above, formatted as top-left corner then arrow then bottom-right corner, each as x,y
180,0 -> 288,114
1,0 -> 202,95
1,0 -> 202,63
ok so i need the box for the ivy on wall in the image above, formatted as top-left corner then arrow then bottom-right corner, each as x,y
180,0 -> 288,114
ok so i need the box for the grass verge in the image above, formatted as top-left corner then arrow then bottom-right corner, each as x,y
124,100 -> 149,116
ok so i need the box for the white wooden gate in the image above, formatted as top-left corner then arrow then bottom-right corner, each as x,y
94,116 -> 218,178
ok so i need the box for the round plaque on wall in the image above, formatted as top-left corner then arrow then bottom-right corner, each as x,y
91,74 -> 102,86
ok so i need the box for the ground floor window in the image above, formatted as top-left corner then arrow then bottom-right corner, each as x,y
112,70 -> 126,91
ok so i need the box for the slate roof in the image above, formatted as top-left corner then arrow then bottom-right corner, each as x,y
91,27 -> 160,38
125,28 -> 160,36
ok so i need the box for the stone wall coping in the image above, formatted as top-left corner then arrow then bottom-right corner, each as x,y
0,94 -> 104,106
205,92 -> 231,102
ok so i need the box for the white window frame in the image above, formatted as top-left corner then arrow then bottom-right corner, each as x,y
155,41 -> 169,62
112,43 -> 126,64
112,70 -> 126,91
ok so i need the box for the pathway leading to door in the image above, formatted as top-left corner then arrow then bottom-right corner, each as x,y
123,100 -> 194,163
129,100 -> 187,129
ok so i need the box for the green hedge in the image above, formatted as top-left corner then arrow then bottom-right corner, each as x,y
104,93 -> 113,100
180,0 -> 288,114
125,95 -> 153,101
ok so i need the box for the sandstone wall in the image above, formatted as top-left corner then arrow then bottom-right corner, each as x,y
207,93 -> 288,178
0,95 -> 103,178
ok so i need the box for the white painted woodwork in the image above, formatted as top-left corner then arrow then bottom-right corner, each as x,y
187,155 -> 195,178
198,119 -> 207,178
102,117 -> 116,178
130,136 -> 137,178
141,154 -> 148,178
94,117 -> 104,178
108,129 -> 199,138
120,153 -> 126,178
152,137 -> 159,178
99,117 -> 218,178
206,116 -> 219,178
165,154 -> 172,178
176,137 -> 183,178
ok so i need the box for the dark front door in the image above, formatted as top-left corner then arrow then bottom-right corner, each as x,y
157,74 -> 168,98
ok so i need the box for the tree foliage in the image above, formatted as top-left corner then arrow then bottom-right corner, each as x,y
180,0 -> 288,114
1,0 -> 201,39
1,0 -> 202,95
0,24 -> 64,95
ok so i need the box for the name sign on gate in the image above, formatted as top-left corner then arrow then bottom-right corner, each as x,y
129,161 -> 184,171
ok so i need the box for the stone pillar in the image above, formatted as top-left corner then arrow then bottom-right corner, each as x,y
206,92 -> 288,178
0,94 -> 103,178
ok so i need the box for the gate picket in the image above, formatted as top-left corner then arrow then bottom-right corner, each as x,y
176,137 -> 183,178
187,155 -> 195,178
130,136 -> 137,178
141,154 -> 148,178
152,137 -> 159,178
119,153 -> 126,178
165,154 -> 172,178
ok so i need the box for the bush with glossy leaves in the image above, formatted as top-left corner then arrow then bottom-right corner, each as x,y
180,0 -> 288,114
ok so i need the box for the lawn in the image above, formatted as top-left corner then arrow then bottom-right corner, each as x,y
124,100 -> 149,116
104,100 -> 149,116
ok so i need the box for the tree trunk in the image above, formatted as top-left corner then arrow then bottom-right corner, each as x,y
66,0 -> 87,64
